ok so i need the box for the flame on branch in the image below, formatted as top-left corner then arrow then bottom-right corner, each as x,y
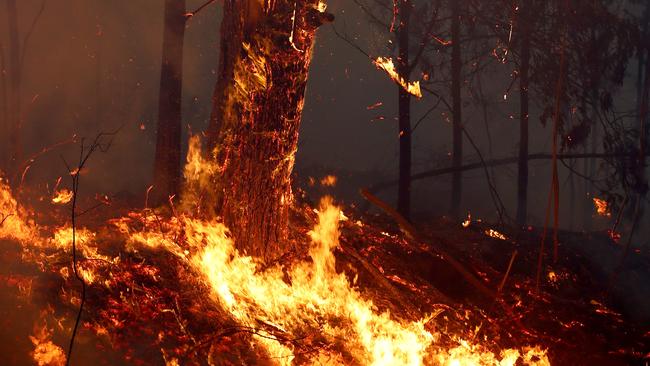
593,198 -> 611,217
52,189 -> 73,205
373,57 -> 423,98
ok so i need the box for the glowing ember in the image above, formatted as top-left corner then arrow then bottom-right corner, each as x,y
51,189 -> 74,205
592,198 -> 611,217
461,212 -> 471,228
485,229 -> 507,241
373,57 -> 423,98
320,175 -> 337,187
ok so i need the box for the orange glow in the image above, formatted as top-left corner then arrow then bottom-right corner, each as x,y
485,229 -> 507,241
0,149 -> 550,365
191,196 -> 548,364
30,318 -> 66,366
593,198 -> 611,217
320,174 -> 337,186
462,212 -> 471,228
373,57 -> 423,98
52,189 -> 73,205
0,176 -> 39,242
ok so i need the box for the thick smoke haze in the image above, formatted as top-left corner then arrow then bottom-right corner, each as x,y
1,0 -> 645,234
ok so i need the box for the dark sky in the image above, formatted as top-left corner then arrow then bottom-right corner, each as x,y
1,0 -> 643,231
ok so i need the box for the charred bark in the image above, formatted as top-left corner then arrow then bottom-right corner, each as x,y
516,0 -> 531,226
153,0 -> 186,204
207,1 -> 329,262
397,0 -> 412,220
450,0 -> 462,218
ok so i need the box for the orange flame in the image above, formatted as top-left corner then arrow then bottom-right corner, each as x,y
373,57 -> 423,98
320,175 -> 337,187
592,198 -> 610,217
52,189 -> 73,205
485,229 -> 507,241
30,315 -> 66,366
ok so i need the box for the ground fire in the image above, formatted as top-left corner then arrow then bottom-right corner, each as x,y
1,0 -> 649,365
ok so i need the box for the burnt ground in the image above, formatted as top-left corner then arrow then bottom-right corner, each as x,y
0,191 -> 648,365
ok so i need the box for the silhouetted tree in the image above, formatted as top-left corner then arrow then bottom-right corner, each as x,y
397,0 -> 413,219
5,0 -> 21,177
153,0 -> 186,204
516,0 -> 532,226
450,0 -> 463,219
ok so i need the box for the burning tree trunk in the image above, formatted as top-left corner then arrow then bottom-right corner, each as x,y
5,0 -> 21,178
206,1 -> 331,262
450,0 -> 463,218
153,0 -> 186,203
397,0 -> 412,220
516,0 -> 531,226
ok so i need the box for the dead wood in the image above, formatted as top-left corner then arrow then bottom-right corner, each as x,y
359,188 -> 497,301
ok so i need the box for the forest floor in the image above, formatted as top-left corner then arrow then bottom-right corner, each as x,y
0,188 -> 648,365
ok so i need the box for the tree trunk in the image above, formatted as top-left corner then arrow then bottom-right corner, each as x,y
0,43 -> 7,171
516,0 -> 531,226
207,1 -> 326,262
450,0 -> 462,218
5,0 -> 21,178
153,0 -> 186,203
397,0 -> 412,219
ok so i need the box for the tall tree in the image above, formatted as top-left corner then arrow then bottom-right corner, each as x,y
450,0 -> 463,218
153,0 -> 186,203
397,0 -> 412,219
516,0 -> 531,225
5,0 -> 21,178
0,43 -> 7,171
206,0 -> 332,262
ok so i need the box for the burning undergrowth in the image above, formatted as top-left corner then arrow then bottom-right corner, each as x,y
0,150 -> 547,365
0,142 -> 645,365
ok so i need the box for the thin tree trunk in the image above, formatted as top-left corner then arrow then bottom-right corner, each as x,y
450,0 -> 463,218
585,89 -> 599,230
397,0 -> 412,219
153,0 -> 186,203
209,1 -> 327,262
0,43 -> 7,171
638,37 -> 650,193
516,0 -> 531,226
639,1 -> 650,197
6,0 -> 21,178
95,24 -> 103,128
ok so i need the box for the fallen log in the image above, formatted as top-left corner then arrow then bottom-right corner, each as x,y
360,188 -> 497,300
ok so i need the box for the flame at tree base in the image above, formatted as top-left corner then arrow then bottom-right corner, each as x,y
188,197 -> 548,365
0,161 -> 549,365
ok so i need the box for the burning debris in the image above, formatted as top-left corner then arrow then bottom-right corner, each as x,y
0,153 -> 563,365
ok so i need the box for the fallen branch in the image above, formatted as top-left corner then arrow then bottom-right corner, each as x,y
185,0 -> 218,19
368,152 -> 650,193
338,241 -> 432,319
359,188 -> 496,300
